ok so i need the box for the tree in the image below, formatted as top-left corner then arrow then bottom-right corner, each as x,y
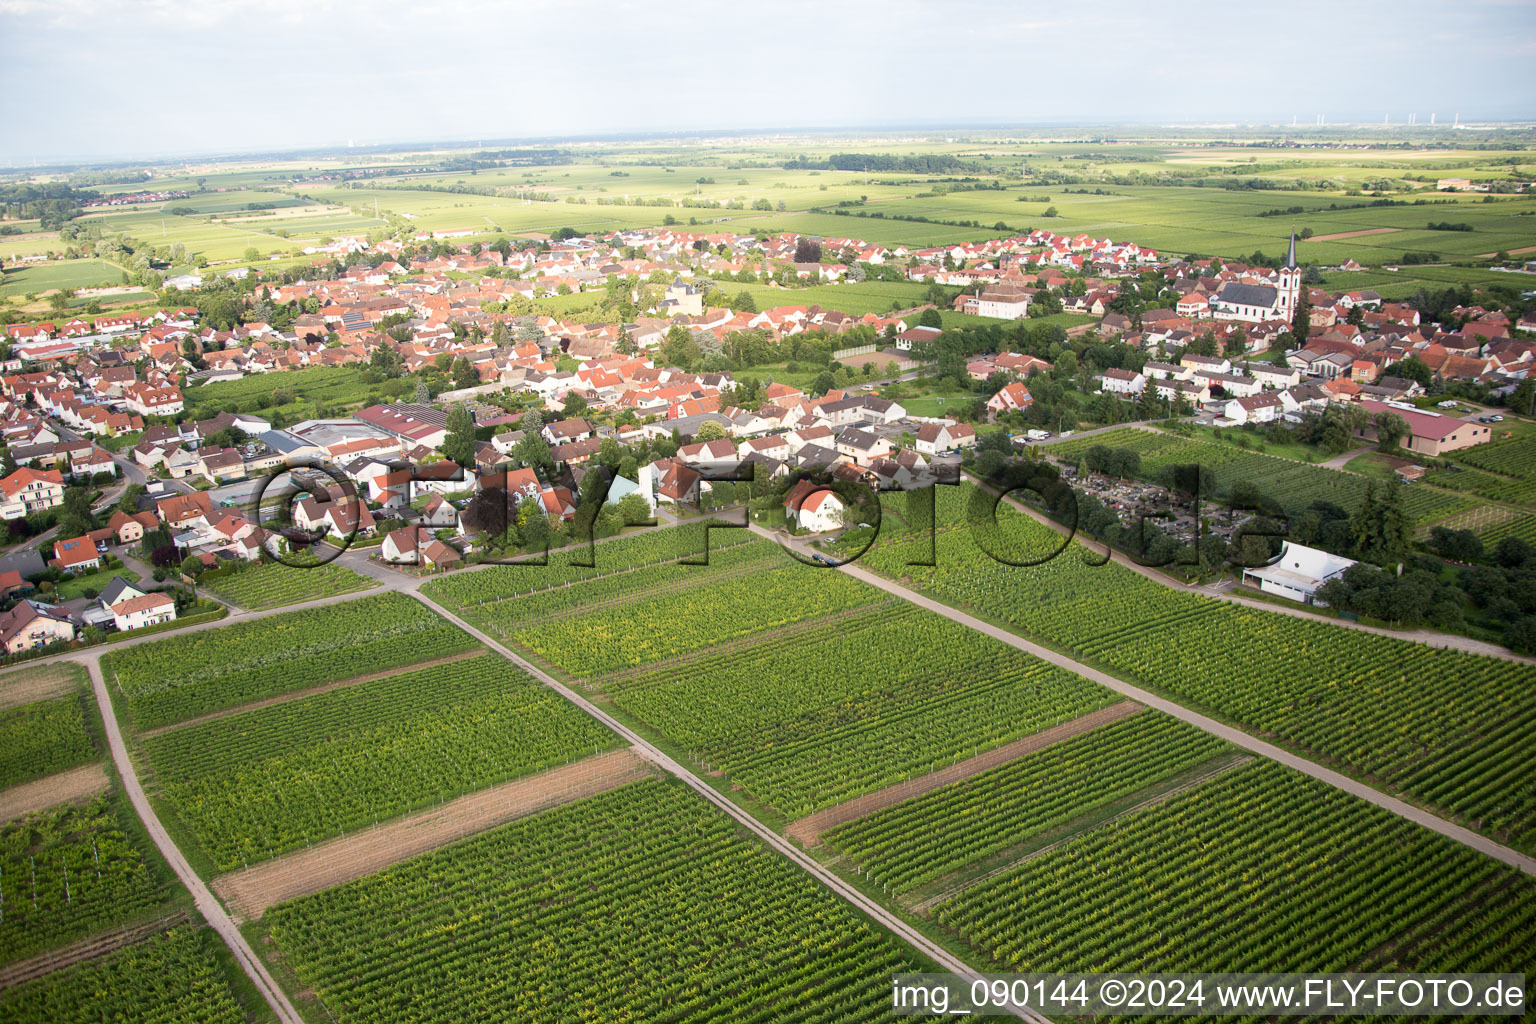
810,371 -> 836,397
117,482 -> 146,514
1372,410 -> 1410,450
793,238 -> 822,264
441,403 -> 477,467
512,430 -> 553,472
452,357 -> 480,391
617,491 -> 652,526
462,487 -> 514,538
1291,295 -> 1312,342
693,420 -> 730,442
917,307 -> 943,329
56,486 -> 96,539
180,554 -> 205,578
561,391 -> 589,418
731,290 -> 757,313
1429,526 -> 1483,563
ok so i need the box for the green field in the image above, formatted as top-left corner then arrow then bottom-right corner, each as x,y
200,561 -> 379,611
182,364 -> 382,422
0,691 -> 96,789
0,258 -> 127,298
143,653 -> 616,871
100,592 -> 480,729
263,778 -> 922,1024
861,486 -> 1536,853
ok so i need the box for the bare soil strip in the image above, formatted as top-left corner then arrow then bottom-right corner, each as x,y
0,663 -> 86,712
1309,227 -> 1401,242
137,648 -> 487,739
906,754 -> 1253,915
0,910 -> 189,987
1477,244 -> 1536,258
783,701 -> 1143,848
212,747 -> 652,922
0,763 -> 109,822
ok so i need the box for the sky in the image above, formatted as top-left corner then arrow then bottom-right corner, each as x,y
3,0 -> 1535,164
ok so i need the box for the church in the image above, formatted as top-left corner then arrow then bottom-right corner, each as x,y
1210,232 -> 1300,324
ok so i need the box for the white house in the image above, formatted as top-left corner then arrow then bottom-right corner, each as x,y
1241,541 -> 1355,605
110,592 -> 177,631
1097,368 -> 1146,396
784,480 -> 845,533
1223,393 -> 1286,425
913,422 -> 977,455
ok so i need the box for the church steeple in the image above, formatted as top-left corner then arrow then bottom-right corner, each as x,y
1285,229 -> 1298,270
1278,229 -> 1301,317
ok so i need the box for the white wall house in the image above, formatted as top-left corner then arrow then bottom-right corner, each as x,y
1241,542 -> 1355,605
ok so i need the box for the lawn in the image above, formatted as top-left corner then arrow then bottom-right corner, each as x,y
51,563 -> 141,601
0,258 -> 128,298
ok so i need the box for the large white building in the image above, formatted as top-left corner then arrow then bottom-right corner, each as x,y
1210,232 -> 1301,324
1241,541 -> 1355,605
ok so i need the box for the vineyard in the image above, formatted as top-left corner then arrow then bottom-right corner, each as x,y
143,653 -> 618,872
0,662 -> 87,712
200,560 -> 378,610
1452,435 -> 1536,480
824,712 -> 1231,895
0,796 -> 172,966
934,760 -> 1536,981
1046,427 -> 1473,524
0,692 -> 96,790
0,924 -> 248,1024
605,602 -> 1115,817
420,521 -> 759,608
101,593 -> 480,729
264,779 -> 923,1023
511,559 -> 877,676
864,486 -> 1536,852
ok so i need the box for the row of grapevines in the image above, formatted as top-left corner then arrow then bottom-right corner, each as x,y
0,924 -> 247,1024
446,537 -> 783,638
0,692 -> 96,790
825,712 -> 1230,895
863,485 -> 1536,853
0,795 -> 171,966
935,760 -> 1535,979
510,560 -> 878,677
607,603 -> 1115,817
265,779 -> 923,1024
144,653 -> 618,872
102,592 -> 481,729
200,560 -> 378,611
1452,435 -> 1536,479
421,521 -> 757,606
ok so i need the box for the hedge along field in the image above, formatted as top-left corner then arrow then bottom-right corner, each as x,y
143,653 -> 617,872
862,486 -> 1536,853
263,778 -> 923,1024
0,924 -> 250,1024
101,592 -> 481,730
935,760 -> 1536,980
0,794 -> 177,967
605,602 -> 1116,818
825,712 -> 1232,896
0,691 -> 96,789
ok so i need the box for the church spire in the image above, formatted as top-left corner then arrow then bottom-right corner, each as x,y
1285,229 -> 1298,269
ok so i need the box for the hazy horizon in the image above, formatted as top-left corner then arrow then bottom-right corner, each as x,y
4,0 -> 1534,165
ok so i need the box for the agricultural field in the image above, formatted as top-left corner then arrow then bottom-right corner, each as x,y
0,795 -> 174,966
0,661 -> 88,713
934,760 -> 1536,980
0,691 -> 96,790
0,258 -> 127,298
606,601 -> 1115,818
0,924 -> 253,1024
825,711 -> 1232,896
199,561 -> 378,611
181,364 -> 379,421
1047,426 -> 1476,525
263,778 -> 923,1023
100,592 -> 480,729
143,652 -> 616,871
862,486 -> 1536,852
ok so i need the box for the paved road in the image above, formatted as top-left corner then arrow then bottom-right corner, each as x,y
754,523 -> 1536,878
963,471 -> 1535,664
81,658 -> 304,1024
407,588 -> 1051,1024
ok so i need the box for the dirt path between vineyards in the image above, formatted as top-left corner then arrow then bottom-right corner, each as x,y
136,649 -> 488,739
0,763 -> 109,822
0,911 -> 190,987
0,663 -> 86,712
1478,244 -> 1536,258
213,747 -> 652,923
1309,227 -> 1402,242
784,701 -> 1143,847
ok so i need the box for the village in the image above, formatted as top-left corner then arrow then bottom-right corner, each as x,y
0,222 -> 1531,656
